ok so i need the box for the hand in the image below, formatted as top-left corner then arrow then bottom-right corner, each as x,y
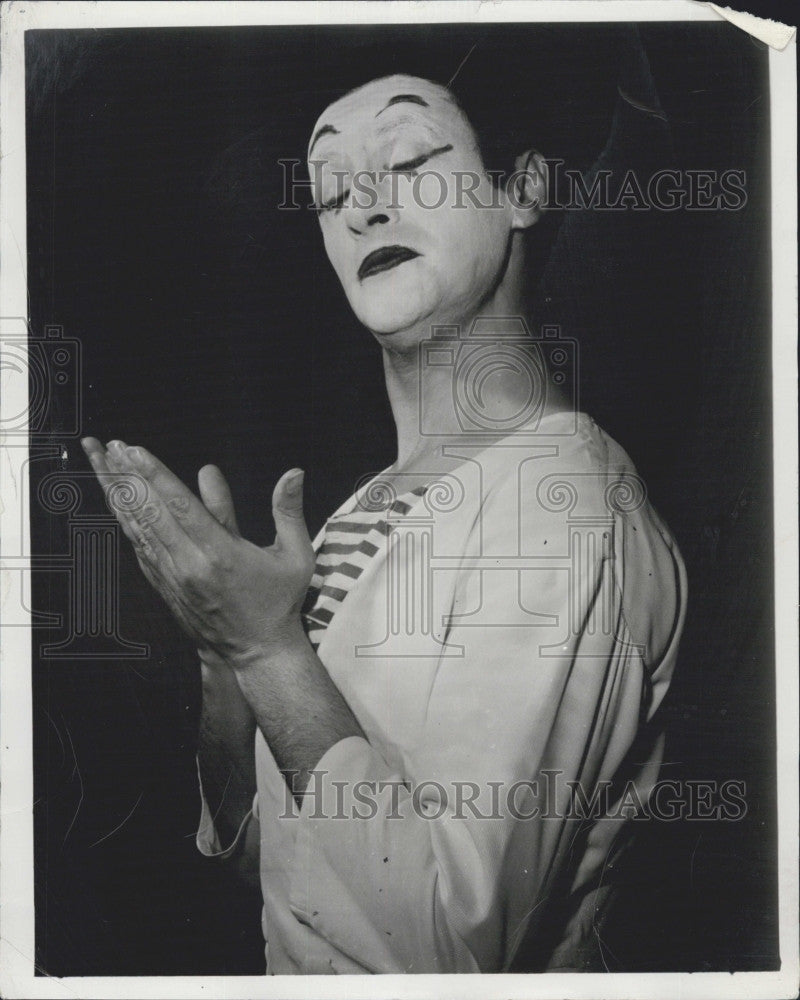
81,437 -> 315,667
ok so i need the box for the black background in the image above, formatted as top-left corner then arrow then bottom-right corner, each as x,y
26,21 -> 777,974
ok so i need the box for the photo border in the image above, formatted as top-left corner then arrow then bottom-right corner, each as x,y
1,2 -> 796,997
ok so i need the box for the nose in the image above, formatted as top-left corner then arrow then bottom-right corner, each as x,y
346,171 -> 400,235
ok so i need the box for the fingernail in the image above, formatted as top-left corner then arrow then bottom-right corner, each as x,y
107,439 -> 127,454
285,470 -> 304,495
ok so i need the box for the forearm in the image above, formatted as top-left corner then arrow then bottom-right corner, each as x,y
197,658 -> 258,847
231,618 -> 366,802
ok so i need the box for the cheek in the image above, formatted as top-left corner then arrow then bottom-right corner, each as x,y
321,225 -> 351,284
412,172 -> 451,211
431,199 -> 509,287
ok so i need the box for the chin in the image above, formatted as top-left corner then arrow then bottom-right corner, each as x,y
350,289 -> 431,339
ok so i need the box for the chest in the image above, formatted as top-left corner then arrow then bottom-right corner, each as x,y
305,489 -> 475,771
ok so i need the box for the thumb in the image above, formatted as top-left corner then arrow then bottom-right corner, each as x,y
272,468 -> 313,563
198,464 -> 240,536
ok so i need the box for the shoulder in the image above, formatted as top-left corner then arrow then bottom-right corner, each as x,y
474,412 -> 688,669
477,411 -> 672,536
470,412 -> 645,532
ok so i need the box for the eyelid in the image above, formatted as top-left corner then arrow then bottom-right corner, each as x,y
315,142 -> 453,211
389,143 -> 453,173
316,188 -> 350,214
390,152 -> 431,173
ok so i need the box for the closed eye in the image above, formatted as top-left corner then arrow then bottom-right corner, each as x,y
316,188 -> 350,214
389,144 -> 453,174
315,142 -> 454,212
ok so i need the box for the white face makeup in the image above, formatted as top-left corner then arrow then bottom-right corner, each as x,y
307,75 -> 514,341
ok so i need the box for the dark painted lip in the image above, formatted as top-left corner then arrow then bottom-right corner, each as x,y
358,245 -> 420,281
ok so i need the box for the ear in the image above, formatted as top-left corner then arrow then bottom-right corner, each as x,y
507,150 -> 548,230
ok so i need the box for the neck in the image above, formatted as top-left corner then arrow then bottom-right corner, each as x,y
380,252 -> 557,470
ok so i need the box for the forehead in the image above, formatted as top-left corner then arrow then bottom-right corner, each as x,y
308,75 -> 470,156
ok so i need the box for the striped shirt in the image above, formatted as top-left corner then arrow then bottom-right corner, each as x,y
301,480 -> 430,651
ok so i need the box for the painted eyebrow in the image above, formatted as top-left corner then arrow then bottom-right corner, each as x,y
375,94 -> 430,117
309,95 -> 430,155
309,124 -> 340,155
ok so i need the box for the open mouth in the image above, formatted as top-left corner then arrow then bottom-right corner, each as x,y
358,245 -> 420,281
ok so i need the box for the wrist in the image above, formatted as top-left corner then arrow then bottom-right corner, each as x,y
227,614 -> 309,674
198,647 -> 237,692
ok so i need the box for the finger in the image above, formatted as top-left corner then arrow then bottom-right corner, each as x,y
198,464 -> 240,536
85,440 -> 178,582
118,442 -> 223,547
105,440 -> 196,558
81,436 -> 106,463
82,437 -> 148,542
272,468 -> 313,564
91,443 -> 196,612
